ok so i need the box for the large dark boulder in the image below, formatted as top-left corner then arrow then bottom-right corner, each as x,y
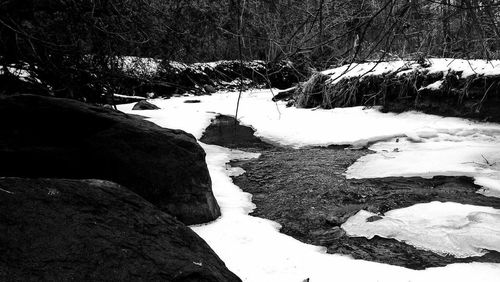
0,94 -> 220,224
0,178 -> 240,281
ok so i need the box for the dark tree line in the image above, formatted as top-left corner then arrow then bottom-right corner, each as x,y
1,0 -> 499,101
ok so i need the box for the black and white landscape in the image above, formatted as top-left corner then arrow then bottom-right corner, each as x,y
1,1 -> 500,281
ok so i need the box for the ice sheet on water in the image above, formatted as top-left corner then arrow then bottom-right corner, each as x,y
475,177 -> 500,198
346,132 -> 500,197
341,202 -> 500,258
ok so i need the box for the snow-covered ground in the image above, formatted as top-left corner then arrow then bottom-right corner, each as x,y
321,58 -> 500,84
118,89 -> 500,282
119,90 -> 500,197
119,56 -> 267,78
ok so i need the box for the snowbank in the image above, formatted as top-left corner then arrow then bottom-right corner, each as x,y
342,202 -> 500,258
292,58 -> 500,121
321,58 -> 500,84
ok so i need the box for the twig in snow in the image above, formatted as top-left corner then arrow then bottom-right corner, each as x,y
481,154 -> 497,166
462,155 -> 497,167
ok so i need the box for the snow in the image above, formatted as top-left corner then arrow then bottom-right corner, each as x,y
119,89 -> 500,197
345,135 -> 500,198
0,65 -> 42,84
475,177 -> 500,198
341,202 -> 500,258
119,56 -> 161,76
321,58 -> 500,84
194,60 -> 266,70
419,80 -> 443,91
322,60 -> 410,83
426,59 -> 500,78
119,90 -> 500,148
117,89 -> 500,281
0,66 -> 30,78
119,56 -> 267,77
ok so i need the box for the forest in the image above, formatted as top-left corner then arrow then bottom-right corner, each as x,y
1,0 -> 499,101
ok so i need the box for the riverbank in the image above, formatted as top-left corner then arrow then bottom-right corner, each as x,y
282,59 -> 500,122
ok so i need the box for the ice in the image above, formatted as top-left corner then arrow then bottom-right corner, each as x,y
346,136 -> 500,197
475,177 -> 500,198
118,90 -> 500,281
342,202 -> 500,258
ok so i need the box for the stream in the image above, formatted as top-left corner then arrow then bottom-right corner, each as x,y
118,90 -> 500,282
200,115 -> 500,269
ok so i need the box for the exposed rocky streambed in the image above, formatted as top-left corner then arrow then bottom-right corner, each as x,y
200,115 -> 500,270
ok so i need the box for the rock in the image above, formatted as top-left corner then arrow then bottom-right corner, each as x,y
185,99 -> 201,103
132,100 -> 160,110
200,115 -> 273,149
325,215 -> 343,226
204,85 -> 217,93
366,215 -> 383,222
310,227 -> 346,245
0,178 -> 240,281
0,94 -> 220,224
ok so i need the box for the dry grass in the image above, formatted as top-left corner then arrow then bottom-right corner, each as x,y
294,64 -> 500,122
295,72 -> 330,108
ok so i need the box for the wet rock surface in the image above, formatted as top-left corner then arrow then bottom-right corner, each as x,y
0,94 -> 219,224
132,100 -> 160,110
200,115 -> 273,150
0,178 -> 240,281
202,115 -> 500,269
